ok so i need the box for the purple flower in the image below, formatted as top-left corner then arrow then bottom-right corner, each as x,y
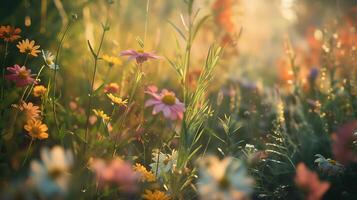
5,64 -> 37,87
120,49 -> 160,64
145,86 -> 185,120
309,67 -> 319,81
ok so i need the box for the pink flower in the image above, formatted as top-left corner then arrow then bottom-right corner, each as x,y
295,163 -> 330,200
89,158 -> 139,193
332,121 -> 357,164
5,64 -> 37,87
120,49 -> 160,64
145,86 -> 185,120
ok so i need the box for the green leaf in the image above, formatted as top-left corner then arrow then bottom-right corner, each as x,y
167,20 -> 187,40
193,15 -> 211,41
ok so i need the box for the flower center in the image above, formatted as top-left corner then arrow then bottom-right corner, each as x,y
25,47 -> 32,54
161,94 -> 176,105
328,159 -> 337,165
218,176 -> 230,190
49,167 -> 64,180
4,32 -> 11,38
46,58 -> 54,65
18,69 -> 29,79
31,126 -> 42,136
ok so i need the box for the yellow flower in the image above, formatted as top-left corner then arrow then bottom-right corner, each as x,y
92,109 -> 110,123
142,190 -> 171,200
17,39 -> 41,57
134,163 -> 156,182
107,93 -> 128,107
24,120 -> 48,140
33,85 -> 47,97
102,54 -> 122,66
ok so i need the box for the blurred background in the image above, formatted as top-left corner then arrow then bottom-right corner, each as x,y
1,0 -> 357,98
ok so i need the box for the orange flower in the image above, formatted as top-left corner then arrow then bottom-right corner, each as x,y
133,163 -> 156,182
15,102 -> 41,121
212,0 -> 235,33
142,190 -> 171,200
295,163 -> 330,200
17,39 -> 41,57
24,120 -> 48,139
0,25 -> 21,42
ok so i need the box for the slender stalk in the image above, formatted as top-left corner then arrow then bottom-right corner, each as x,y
144,0 -> 150,45
111,69 -> 142,156
22,138 -> 34,167
52,22 -> 73,134
23,54 -> 29,66
1,41 -> 9,104
84,28 -> 107,152
178,2 -> 194,169
24,65 -> 46,101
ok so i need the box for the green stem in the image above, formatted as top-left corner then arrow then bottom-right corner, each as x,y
22,138 -> 34,167
24,65 -> 46,101
111,69 -> 141,157
1,41 -> 9,105
144,0 -> 150,46
178,3 -> 194,169
84,28 -> 107,152
23,54 -> 29,66
52,22 -> 73,135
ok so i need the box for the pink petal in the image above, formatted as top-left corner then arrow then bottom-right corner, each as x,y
152,104 -> 165,115
162,106 -> 172,118
120,50 -> 138,56
169,109 -> 178,120
145,99 -> 160,107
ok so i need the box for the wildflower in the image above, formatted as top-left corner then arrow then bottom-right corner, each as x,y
134,163 -> 156,182
142,190 -> 171,200
0,25 -> 21,42
42,50 -> 59,70
104,83 -> 120,93
102,54 -> 122,66
149,150 -> 177,178
5,64 -> 37,87
314,154 -> 344,175
107,93 -> 128,107
212,0 -> 235,34
332,121 -> 357,164
120,49 -> 160,64
197,156 -> 254,200
295,163 -> 330,200
145,88 -> 185,120
17,39 -> 41,57
92,109 -> 110,123
15,101 -> 41,121
30,146 -> 73,197
24,120 -> 48,140
308,67 -> 319,81
33,85 -> 47,97
89,157 -> 139,192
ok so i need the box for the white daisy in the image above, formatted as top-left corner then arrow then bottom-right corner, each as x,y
30,146 -> 73,197
197,156 -> 254,200
149,149 -> 177,178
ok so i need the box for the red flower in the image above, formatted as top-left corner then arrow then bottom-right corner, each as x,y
332,121 -> 357,164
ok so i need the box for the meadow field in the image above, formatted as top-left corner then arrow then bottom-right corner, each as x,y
0,0 -> 356,199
